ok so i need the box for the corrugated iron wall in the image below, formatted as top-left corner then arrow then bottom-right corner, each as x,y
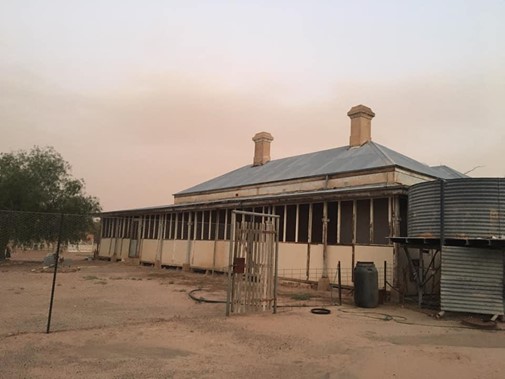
408,178 -> 505,239
441,247 -> 504,315
444,179 -> 505,238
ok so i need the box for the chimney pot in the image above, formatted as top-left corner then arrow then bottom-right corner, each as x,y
347,104 -> 375,147
252,132 -> 274,166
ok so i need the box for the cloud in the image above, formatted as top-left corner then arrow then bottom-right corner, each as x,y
1,68 -> 504,210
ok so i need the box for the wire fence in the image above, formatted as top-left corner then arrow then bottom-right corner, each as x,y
1,209 -> 395,336
0,210 -> 98,333
278,265 -> 394,288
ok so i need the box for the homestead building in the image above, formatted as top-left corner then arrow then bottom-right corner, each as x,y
99,105 -> 465,288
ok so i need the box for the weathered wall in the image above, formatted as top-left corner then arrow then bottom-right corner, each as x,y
101,236 -> 393,287
394,169 -> 434,187
161,240 -> 188,266
119,239 -> 131,260
191,241 -> 215,269
174,171 -> 395,204
354,245 -> 394,285
277,243 -> 308,279
98,238 -> 112,258
326,245 -> 353,285
140,239 -> 157,263
213,241 -> 230,270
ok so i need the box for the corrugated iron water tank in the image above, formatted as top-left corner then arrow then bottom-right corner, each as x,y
408,180 -> 441,238
408,178 -> 505,239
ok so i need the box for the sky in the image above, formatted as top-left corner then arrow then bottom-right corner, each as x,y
1,1 -> 504,211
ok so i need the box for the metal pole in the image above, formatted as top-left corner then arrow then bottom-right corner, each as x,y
185,212 -> 193,267
212,211 -> 220,275
384,260 -> 387,291
440,179 -> 445,249
322,202 -> 328,278
225,211 -> 236,316
418,253 -> 424,308
46,213 -> 64,334
338,261 -> 342,306
273,217 -> 280,314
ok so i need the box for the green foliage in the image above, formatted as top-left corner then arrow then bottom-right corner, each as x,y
0,146 -> 100,214
0,146 -> 101,249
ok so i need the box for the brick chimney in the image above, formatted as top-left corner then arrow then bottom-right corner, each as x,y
252,132 -> 274,166
347,105 -> 375,147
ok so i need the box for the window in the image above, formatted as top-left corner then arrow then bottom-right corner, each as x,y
399,196 -> 408,237
311,203 -> 323,244
327,202 -> 338,245
195,212 -> 202,240
285,205 -> 297,242
356,200 -> 371,244
340,201 -> 353,244
176,213 -> 183,240
298,204 -> 309,243
153,215 -> 160,239
274,206 -> 285,242
225,209 -> 232,240
171,214 -> 177,240
182,212 -> 190,240
202,211 -> 210,240
218,210 -> 226,240
143,216 -> 149,239
373,198 -> 390,244
165,214 -> 172,240
210,210 -> 217,239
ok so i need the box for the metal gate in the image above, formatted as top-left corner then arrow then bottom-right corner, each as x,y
226,211 -> 279,315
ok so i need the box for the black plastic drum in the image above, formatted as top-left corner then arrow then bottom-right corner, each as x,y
354,261 -> 379,308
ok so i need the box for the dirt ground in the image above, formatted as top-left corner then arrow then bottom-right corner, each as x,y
1,250 -> 505,379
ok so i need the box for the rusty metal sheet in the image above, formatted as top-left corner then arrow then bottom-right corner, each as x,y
233,257 -> 245,274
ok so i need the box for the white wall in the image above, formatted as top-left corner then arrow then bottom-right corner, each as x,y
277,243 -> 308,280
213,241 -> 230,271
326,245 -> 354,285
161,240 -> 188,266
140,239 -> 157,263
98,238 -> 112,258
102,236 -> 393,287
191,241 -> 214,269
119,239 -> 131,260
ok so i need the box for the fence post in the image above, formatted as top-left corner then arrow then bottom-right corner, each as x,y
46,213 -> 64,334
338,261 -> 342,306
384,260 -> 387,290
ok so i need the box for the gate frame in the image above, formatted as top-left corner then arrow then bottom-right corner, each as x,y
225,210 -> 280,316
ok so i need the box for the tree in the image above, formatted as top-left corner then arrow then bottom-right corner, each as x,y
0,146 -> 101,256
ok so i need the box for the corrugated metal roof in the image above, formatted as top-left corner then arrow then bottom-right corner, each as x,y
177,141 -> 466,195
430,165 -> 468,179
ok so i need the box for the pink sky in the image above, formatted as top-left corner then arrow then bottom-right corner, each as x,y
1,1 -> 504,211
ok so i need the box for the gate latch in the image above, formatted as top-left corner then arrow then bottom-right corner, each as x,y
233,257 -> 245,274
